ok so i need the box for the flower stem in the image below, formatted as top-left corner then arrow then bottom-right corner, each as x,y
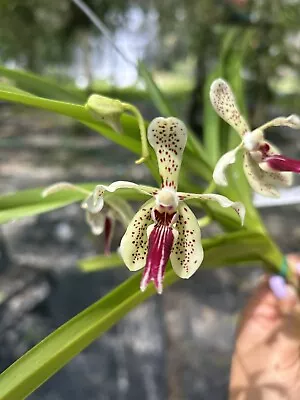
123,103 -> 149,164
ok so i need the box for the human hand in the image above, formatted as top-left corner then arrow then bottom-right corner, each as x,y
229,255 -> 300,400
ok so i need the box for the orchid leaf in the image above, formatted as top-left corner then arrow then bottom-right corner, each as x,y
78,252 -> 123,272
0,185 -> 147,225
0,65 -> 85,102
138,60 -> 209,164
0,89 -> 145,155
138,60 -> 174,116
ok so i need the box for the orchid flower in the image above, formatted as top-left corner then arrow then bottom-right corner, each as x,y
83,117 -> 245,294
210,79 -> 300,198
42,183 -> 134,255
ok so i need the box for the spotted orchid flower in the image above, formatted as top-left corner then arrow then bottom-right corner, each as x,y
210,79 -> 300,198
84,117 -> 245,294
42,183 -> 134,255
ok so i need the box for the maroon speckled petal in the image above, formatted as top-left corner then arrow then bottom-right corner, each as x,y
265,154 -> 300,173
140,224 -> 175,294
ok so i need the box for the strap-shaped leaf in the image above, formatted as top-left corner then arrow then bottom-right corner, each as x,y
78,252 -> 123,272
0,89 -> 143,155
0,185 -> 147,225
0,65 -> 85,102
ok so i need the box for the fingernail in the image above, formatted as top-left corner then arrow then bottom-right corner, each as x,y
269,275 -> 287,299
279,285 -> 298,313
296,263 -> 300,275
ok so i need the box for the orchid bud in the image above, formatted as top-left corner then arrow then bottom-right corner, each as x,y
86,94 -> 125,133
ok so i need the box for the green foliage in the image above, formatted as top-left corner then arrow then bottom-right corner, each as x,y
78,252 -> 124,271
0,65 -> 85,102
0,185 -> 147,225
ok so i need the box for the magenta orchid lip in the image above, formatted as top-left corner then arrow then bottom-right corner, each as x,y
264,155 -> 300,173
140,223 -> 175,294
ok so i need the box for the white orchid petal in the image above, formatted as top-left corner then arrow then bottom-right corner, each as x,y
243,152 -> 280,198
178,192 -> 245,225
170,202 -> 203,279
81,181 -> 155,214
42,182 -> 90,198
81,192 -> 104,213
259,114 -> 300,131
286,114 -> 300,128
201,194 -> 245,225
213,143 -> 243,186
258,163 -> 293,187
106,181 -> 157,195
210,79 -> 250,137
120,198 -> 155,271
147,117 -> 187,190
85,211 -> 105,235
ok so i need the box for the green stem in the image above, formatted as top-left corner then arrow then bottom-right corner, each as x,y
203,180 -> 216,194
123,103 -> 149,164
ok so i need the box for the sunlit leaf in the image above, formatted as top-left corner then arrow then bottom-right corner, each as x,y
78,252 -> 123,271
138,60 -> 174,116
0,65 -> 85,102
0,88 -> 145,155
0,185 -> 147,225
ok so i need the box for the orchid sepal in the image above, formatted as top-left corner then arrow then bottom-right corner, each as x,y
81,181 -> 156,214
177,192 -> 245,225
212,143 -> 244,186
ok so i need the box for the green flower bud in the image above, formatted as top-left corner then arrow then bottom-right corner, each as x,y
86,94 -> 125,133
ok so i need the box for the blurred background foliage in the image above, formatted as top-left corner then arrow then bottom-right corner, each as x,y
2,0 -> 300,127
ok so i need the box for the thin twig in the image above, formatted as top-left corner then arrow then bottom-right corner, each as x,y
71,0 -> 136,67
